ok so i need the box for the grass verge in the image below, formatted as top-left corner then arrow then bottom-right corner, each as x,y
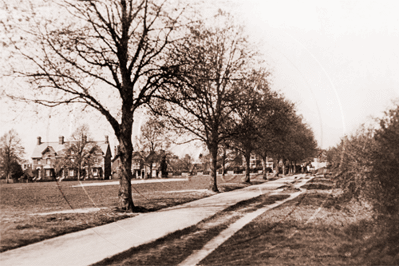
200,181 -> 398,265
94,177 -> 398,265
0,174 -> 261,252
93,194 -> 290,265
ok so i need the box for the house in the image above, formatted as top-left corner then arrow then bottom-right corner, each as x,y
31,136 -> 112,181
111,148 -> 145,179
111,149 -> 171,179
132,151 -> 144,178
237,153 -> 273,171
142,151 -> 170,178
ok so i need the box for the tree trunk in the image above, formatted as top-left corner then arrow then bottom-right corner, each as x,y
116,121 -> 135,211
262,156 -> 268,180
282,159 -> 286,176
221,148 -> 226,177
208,143 -> 219,192
149,161 -> 153,179
274,158 -> 279,177
243,151 -> 251,183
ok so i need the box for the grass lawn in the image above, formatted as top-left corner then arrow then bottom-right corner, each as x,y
202,178 -> 399,265
94,177 -> 399,266
0,174 -> 261,252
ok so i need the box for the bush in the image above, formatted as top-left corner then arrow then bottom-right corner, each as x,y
328,103 -> 399,216
370,105 -> 399,214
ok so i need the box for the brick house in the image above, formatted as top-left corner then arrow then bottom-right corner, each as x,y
31,136 -> 112,181
111,149 -> 145,179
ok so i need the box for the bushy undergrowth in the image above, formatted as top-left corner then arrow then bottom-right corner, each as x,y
328,104 -> 399,214
327,103 -> 399,264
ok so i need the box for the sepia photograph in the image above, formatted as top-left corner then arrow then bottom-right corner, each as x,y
1,0 -> 398,265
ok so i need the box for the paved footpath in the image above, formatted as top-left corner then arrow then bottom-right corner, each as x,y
0,174 -> 311,266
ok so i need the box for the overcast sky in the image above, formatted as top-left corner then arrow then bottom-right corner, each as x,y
1,0 -> 398,159
228,0 -> 399,148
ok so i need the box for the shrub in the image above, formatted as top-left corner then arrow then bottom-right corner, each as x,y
328,103 -> 399,216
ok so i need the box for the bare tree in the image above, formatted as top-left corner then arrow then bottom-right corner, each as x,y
153,11 -> 257,192
4,0 -> 188,211
137,116 -> 171,153
136,116 -> 171,177
0,129 -> 25,183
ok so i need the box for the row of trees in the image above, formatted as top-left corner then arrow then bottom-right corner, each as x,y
326,103 -> 399,215
2,1 -> 317,211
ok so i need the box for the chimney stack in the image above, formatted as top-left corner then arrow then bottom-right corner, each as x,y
114,145 -> 120,156
37,136 -> 41,145
59,136 -> 64,144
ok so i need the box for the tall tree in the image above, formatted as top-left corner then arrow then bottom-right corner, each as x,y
153,12 -> 256,192
136,116 -> 171,153
254,95 -> 295,179
3,0 -> 187,211
228,70 -> 272,183
284,116 -> 318,174
135,116 -> 171,178
0,129 -> 25,183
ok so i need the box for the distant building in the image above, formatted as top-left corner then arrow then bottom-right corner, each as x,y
310,150 -> 327,170
242,153 -> 273,169
112,149 -> 172,179
31,136 -> 112,181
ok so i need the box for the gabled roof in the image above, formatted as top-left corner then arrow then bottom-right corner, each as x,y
132,151 -> 142,160
32,142 -> 66,159
96,141 -> 110,155
32,140 -> 110,159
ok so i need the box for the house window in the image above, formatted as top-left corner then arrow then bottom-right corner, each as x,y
46,158 -> 51,165
45,169 -> 52,177
69,169 -> 74,177
92,168 -> 98,176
